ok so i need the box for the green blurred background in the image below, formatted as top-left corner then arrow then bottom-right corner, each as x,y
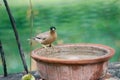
0,0 -> 120,74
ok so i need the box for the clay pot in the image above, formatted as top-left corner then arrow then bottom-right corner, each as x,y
31,44 -> 115,80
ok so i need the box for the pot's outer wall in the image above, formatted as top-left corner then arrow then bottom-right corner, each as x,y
37,61 -> 108,80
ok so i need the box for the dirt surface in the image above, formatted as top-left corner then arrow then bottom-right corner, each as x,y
0,62 -> 120,80
108,62 -> 120,79
0,72 -> 41,80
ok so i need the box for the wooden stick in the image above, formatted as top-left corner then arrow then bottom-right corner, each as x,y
0,40 -> 8,77
3,0 -> 28,73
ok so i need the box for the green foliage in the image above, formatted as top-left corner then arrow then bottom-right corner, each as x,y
0,0 -> 120,74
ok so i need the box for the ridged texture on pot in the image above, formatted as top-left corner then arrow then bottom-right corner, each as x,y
37,61 -> 108,80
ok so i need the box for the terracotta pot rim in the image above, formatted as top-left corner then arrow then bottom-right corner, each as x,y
31,43 -> 115,64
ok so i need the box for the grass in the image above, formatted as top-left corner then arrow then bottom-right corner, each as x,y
0,0 -> 120,74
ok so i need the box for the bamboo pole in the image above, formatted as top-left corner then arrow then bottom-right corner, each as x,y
3,0 -> 28,73
0,40 -> 8,77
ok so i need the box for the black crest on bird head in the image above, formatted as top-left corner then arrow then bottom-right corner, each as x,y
50,26 -> 56,31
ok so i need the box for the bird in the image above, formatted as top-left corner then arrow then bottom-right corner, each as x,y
32,26 -> 57,48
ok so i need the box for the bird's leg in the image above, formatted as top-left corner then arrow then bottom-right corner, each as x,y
48,44 -> 52,47
48,44 -> 55,48
49,44 -> 55,50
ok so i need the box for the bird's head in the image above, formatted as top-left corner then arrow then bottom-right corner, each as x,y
50,26 -> 56,31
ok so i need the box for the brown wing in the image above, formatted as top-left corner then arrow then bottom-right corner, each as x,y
36,31 -> 49,39
34,31 -> 50,43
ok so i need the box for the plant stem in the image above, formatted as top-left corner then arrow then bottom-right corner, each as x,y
29,0 -> 34,71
